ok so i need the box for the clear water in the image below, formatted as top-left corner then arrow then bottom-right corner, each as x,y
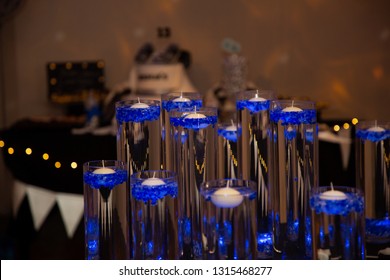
237,103 -> 273,259
200,186 -> 257,260
171,115 -> 217,259
356,128 -> 390,250
217,125 -> 240,179
83,167 -> 129,260
270,109 -> 318,259
161,99 -> 202,171
116,115 -> 162,174
310,189 -> 365,260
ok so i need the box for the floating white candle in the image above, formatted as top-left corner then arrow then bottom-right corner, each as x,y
141,177 -> 165,186
184,107 -> 206,120
173,93 -> 190,102
211,185 -> 243,208
93,167 -> 116,174
131,97 -> 150,109
367,121 -> 385,132
249,92 -> 266,102
282,101 -> 302,112
224,119 -> 237,131
320,184 -> 347,200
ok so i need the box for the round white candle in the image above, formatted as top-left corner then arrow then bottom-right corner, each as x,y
141,177 -> 165,186
367,126 -> 385,132
211,187 -> 243,208
224,125 -> 237,131
184,112 -> 207,119
173,96 -> 191,102
249,93 -> 266,102
131,102 -> 149,109
93,167 -> 116,174
282,105 -> 303,112
320,189 -> 347,200
131,98 -> 149,109
225,120 -> 237,131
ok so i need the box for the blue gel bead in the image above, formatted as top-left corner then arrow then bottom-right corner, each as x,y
84,169 -> 127,189
162,99 -> 202,112
356,129 -> 390,142
116,105 -> 160,123
237,100 -> 270,113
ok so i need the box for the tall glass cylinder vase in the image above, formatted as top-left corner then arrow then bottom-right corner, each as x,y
170,107 -> 218,259
270,100 -> 318,259
310,186 -> 365,260
356,121 -> 390,259
200,179 -> 257,260
130,170 -> 179,260
161,92 -> 202,172
236,89 -> 275,259
83,160 -> 129,260
116,98 -> 162,259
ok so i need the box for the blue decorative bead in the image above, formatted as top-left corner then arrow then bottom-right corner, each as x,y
131,181 -> 178,205
310,192 -> 364,215
366,218 -> 390,239
271,108 -> 316,125
162,99 -> 202,112
218,127 -> 242,142
356,129 -> 390,142
237,100 -> 270,113
116,104 -> 160,123
84,169 -> 127,189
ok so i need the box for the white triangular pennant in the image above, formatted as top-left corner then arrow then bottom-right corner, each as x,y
56,192 -> 84,239
13,180 -> 27,217
26,185 -> 56,231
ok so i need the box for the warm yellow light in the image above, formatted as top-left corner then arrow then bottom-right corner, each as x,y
352,118 -> 359,125
42,153 -> 49,160
25,148 -> 32,155
55,161 -> 61,168
0,140 -> 4,148
343,123 -> 350,130
8,147 -> 14,154
333,125 -> 340,132
71,162 -> 78,169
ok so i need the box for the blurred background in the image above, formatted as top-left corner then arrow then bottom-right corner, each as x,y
0,0 -> 389,259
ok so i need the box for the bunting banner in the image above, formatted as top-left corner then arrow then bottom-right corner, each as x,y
14,180 -> 84,239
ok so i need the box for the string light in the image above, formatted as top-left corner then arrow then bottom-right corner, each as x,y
25,148 -> 32,155
333,125 -> 340,132
0,140 -> 4,148
352,118 -> 359,125
8,147 -> 14,154
71,162 -> 78,169
42,153 -> 49,160
343,123 -> 350,130
55,162 -> 61,168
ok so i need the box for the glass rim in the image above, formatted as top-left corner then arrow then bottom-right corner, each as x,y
130,169 -> 178,179
311,185 -> 362,195
270,99 -> 316,110
83,160 -> 126,168
200,178 -> 257,189
161,91 -> 202,100
168,106 -> 218,117
236,89 -> 275,100
115,98 -> 160,107
356,120 -> 390,130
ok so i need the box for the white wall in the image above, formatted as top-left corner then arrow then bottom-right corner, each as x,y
2,0 -> 390,124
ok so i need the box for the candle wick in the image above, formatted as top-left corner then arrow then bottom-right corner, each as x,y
375,120 -> 377,128
230,119 -> 235,127
291,100 -> 294,108
330,182 -> 334,191
255,93 -> 258,99
102,160 -> 105,168
153,172 -> 156,178
138,97 -> 141,104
